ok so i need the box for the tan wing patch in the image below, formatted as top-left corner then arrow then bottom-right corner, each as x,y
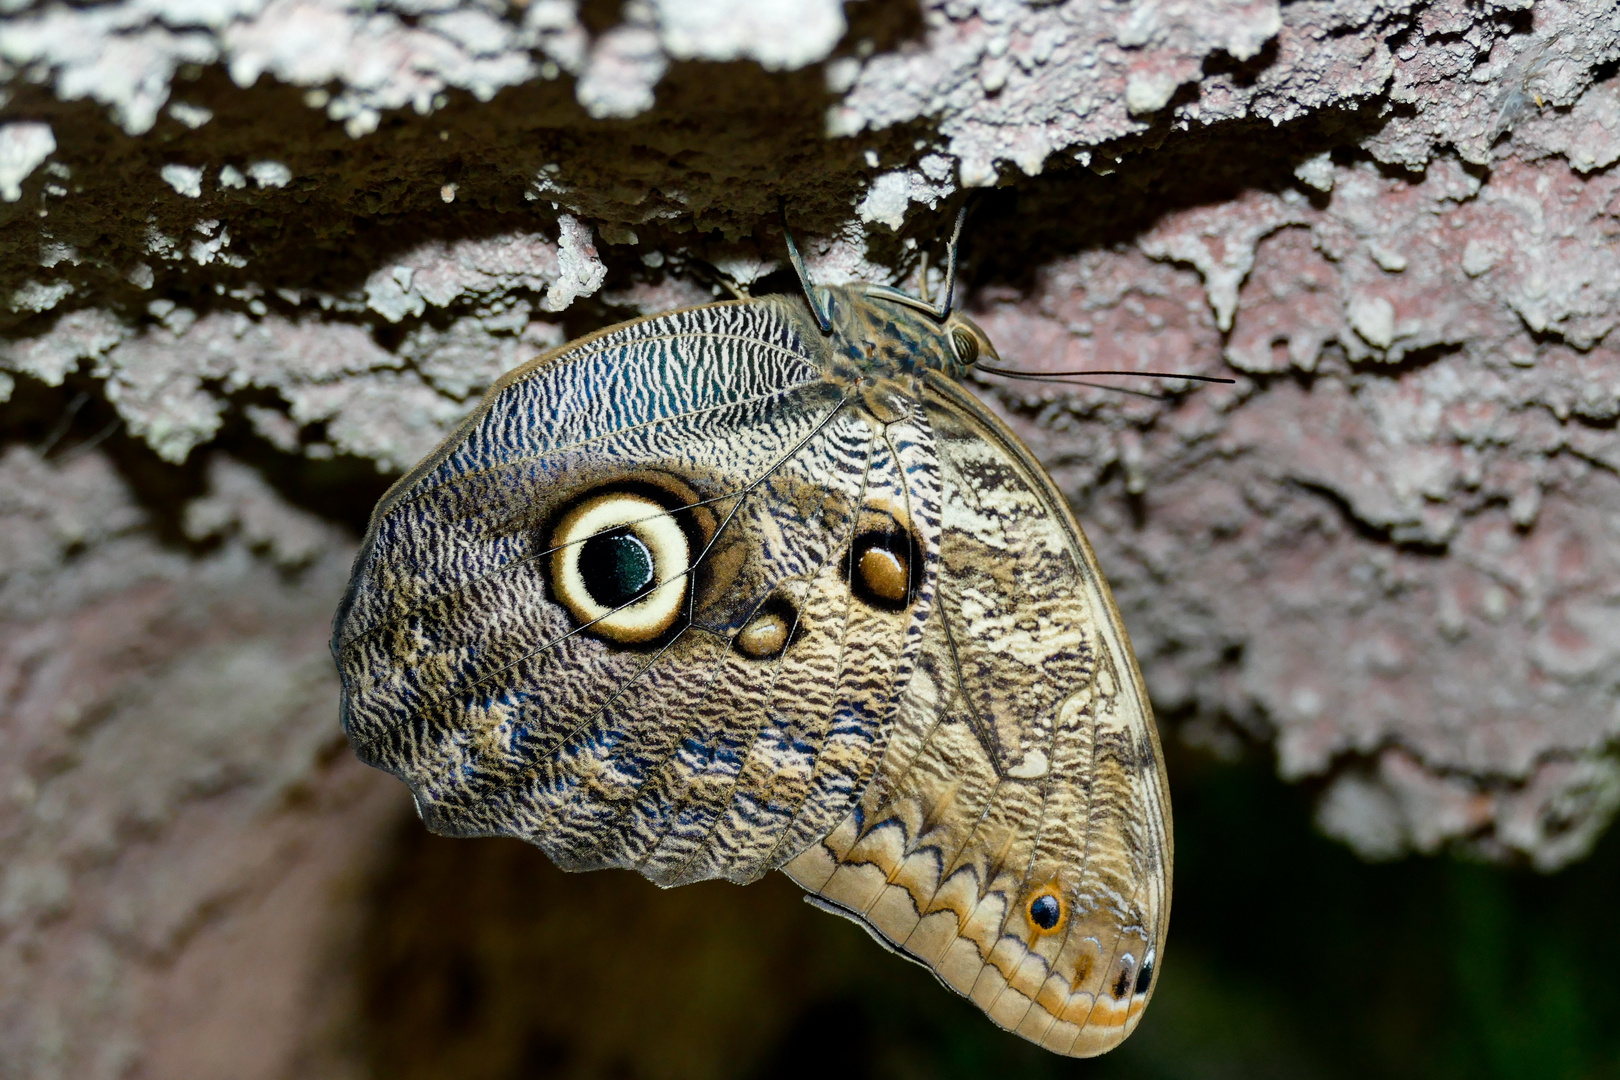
785,376 -> 1172,1058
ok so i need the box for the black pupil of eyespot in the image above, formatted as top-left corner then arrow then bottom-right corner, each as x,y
1134,957 -> 1154,995
579,529 -> 655,608
1030,895 -> 1060,929
952,329 -> 978,364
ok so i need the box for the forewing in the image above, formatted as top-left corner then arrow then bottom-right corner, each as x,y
785,374 -> 1172,1057
334,298 -> 938,886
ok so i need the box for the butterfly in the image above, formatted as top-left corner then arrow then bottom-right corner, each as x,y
331,212 -> 1173,1057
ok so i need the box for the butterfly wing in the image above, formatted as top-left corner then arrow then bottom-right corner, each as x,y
784,373 -> 1172,1057
333,298 -> 941,887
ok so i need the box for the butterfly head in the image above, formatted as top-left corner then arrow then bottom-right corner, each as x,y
782,206 -> 994,382
812,284 -> 999,382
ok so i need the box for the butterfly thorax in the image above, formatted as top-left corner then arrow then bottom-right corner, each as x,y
808,285 -> 997,386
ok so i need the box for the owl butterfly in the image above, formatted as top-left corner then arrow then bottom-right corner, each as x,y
333,214 -> 1173,1057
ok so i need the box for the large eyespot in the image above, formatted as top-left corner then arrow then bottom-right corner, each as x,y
949,326 -> 979,366
550,491 -> 689,644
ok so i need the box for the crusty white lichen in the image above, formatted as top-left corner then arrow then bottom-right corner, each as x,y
0,121 -> 55,201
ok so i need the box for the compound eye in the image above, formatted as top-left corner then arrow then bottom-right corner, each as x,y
550,491 -> 689,644
949,326 -> 979,366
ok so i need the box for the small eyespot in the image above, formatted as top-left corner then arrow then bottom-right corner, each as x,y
1134,952 -> 1155,996
849,529 -> 918,611
949,326 -> 979,366
737,612 -> 789,658
1029,893 -> 1062,931
1113,955 -> 1136,1000
736,598 -> 798,659
550,491 -> 689,644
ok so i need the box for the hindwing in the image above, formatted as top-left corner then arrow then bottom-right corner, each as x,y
784,373 -> 1173,1057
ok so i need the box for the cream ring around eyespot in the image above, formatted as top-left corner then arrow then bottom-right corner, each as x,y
549,492 -> 690,644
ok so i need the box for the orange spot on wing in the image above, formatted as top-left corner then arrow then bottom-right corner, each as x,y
1067,951 -> 1096,994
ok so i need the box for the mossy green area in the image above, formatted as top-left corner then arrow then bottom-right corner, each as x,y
363,746 -> 1620,1080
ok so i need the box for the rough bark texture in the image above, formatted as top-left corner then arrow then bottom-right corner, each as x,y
2,0 -> 1619,1075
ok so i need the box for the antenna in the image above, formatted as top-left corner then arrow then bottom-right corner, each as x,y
780,205 -> 831,332
975,365 -> 1236,400
975,365 -> 1234,385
